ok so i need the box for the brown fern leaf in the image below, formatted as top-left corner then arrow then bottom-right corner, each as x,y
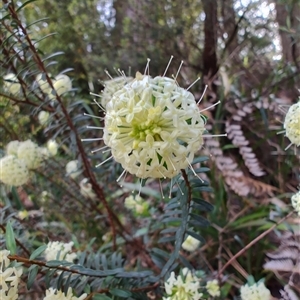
280,285 -> 300,300
225,102 -> 265,177
204,137 -> 274,197
264,232 -> 300,297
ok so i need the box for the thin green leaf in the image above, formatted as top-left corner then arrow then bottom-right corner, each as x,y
27,265 -> 39,289
161,217 -> 182,223
186,230 -> 206,244
93,295 -> 112,300
189,214 -> 210,227
5,221 -> 17,255
16,0 -> 38,12
151,248 -> 170,259
30,245 -> 47,260
158,236 -> 176,243
110,289 -> 132,298
192,156 -> 209,164
191,199 -> 214,212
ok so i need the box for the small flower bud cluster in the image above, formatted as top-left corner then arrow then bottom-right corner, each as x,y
206,279 -> 220,297
124,194 -> 149,215
103,72 -> 206,179
163,268 -> 203,300
240,281 -> 271,300
284,100 -> 300,147
182,235 -> 200,252
3,73 -> 21,95
43,287 -> 87,300
44,241 -> 77,263
36,73 -> 72,100
0,249 -> 23,300
291,191 -> 300,216
0,155 -> 29,186
0,140 -> 50,186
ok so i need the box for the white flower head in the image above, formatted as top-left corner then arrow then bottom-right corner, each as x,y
17,140 -> 43,169
0,250 -> 23,298
101,76 -> 133,108
103,72 -> 206,179
182,235 -> 201,252
163,268 -> 202,300
0,155 -> 29,186
43,287 -> 87,300
283,101 -> 300,147
206,279 -> 220,297
240,281 -> 271,300
291,190 -> 300,216
3,73 -> 21,95
47,139 -> 58,156
66,160 -> 81,179
44,241 -> 75,262
6,140 -> 20,156
38,110 -> 50,125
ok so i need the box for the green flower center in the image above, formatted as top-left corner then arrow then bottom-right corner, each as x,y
129,121 -> 162,142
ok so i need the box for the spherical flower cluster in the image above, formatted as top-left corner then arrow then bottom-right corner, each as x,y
101,76 -> 133,108
182,235 -> 201,252
17,140 -> 44,169
0,155 -> 29,186
44,241 -> 76,262
206,279 -> 220,297
43,287 -> 87,300
6,140 -> 20,156
124,194 -> 149,215
103,72 -> 206,179
1,140 -> 50,186
291,191 -> 300,216
240,281 -> 271,300
66,160 -> 81,179
283,101 -> 300,146
3,73 -> 21,95
163,268 -> 203,300
0,249 -> 23,300
36,73 -> 72,100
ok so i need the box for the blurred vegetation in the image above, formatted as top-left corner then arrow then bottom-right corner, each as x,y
1,0 -> 300,299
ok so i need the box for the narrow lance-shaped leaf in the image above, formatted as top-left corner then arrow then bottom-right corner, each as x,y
5,221 -> 17,255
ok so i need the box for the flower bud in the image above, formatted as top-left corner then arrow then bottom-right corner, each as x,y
38,110 -> 50,125
66,160 -> 81,179
53,74 -> 72,96
3,73 -> 21,95
47,139 -> 58,156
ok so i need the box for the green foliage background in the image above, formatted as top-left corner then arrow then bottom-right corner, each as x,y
0,0 -> 300,299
